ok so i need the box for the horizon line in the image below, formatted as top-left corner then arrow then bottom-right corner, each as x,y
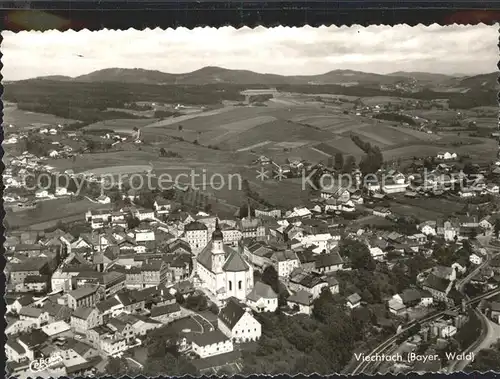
8,65 -> 494,82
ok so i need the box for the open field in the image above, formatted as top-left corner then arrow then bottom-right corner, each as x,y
351,123 -> 439,147
3,103 -> 79,129
388,202 -> 446,221
85,118 -> 159,133
7,198 -> 108,229
80,165 -> 153,175
391,196 -> 465,215
381,137 -> 497,161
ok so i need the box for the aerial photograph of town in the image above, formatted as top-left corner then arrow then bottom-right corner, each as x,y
2,24 -> 500,377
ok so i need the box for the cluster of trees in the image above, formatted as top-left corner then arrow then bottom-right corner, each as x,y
350,135 -> 384,175
455,309 -> 482,350
249,94 -> 273,103
5,80 -> 247,122
154,110 -> 182,119
373,112 -> 416,125
159,148 -> 182,158
139,325 -> 198,376
25,135 -> 52,157
467,341 -> 500,372
242,290 -> 386,375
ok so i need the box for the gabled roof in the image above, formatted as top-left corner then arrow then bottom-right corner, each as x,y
151,303 -> 181,317
184,221 -> 208,231
315,252 -> 343,268
218,298 -> 246,330
19,306 -> 45,318
401,288 -> 422,304
423,274 -> 450,293
347,293 -> 361,304
68,285 -> 99,300
246,282 -> 278,302
272,249 -> 298,262
72,307 -> 95,320
288,290 -> 313,306
192,329 -> 229,347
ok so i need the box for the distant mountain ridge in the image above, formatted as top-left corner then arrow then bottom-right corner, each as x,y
31,66 -> 496,89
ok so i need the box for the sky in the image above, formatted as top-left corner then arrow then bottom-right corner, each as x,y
2,24 -> 498,81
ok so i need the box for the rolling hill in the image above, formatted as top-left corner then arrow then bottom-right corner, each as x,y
32,66 -> 430,86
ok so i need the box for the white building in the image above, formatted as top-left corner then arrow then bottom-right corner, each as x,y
154,198 -> 172,215
287,290 -> 314,315
218,298 -> 261,343
195,221 -> 254,301
191,330 -> 234,359
184,221 -> 209,255
246,282 -> 278,313
470,254 -> 483,265
134,229 -> 155,242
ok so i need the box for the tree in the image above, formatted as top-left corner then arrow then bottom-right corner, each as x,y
494,219 -> 500,236
342,155 -> 356,173
178,125 -> 183,131
127,216 -> 141,229
261,265 -> 280,295
334,152 -> 344,171
339,238 -> 375,271
105,357 -> 132,376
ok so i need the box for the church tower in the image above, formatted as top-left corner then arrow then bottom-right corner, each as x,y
211,218 -> 225,273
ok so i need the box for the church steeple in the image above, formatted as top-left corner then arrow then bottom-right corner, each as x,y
247,199 -> 252,220
212,217 -> 223,240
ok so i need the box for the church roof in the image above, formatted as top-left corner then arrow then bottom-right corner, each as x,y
196,240 -> 249,273
223,249 -> 249,272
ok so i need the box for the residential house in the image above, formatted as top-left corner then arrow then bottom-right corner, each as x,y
388,298 -> 406,315
419,221 -> 437,236
9,295 -> 35,314
218,298 -> 261,343
191,330 -> 234,359
314,251 -> 344,274
470,254 -> 483,265
480,216 -> 495,230
71,307 -> 103,334
287,290 -> 314,315
436,218 -> 460,241
242,241 -> 274,269
271,250 -> 300,278
154,198 -> 172,216
67,285 -> 101,310
347,293 -> 362,309
289,269 -> 328,299
150,303 -> 182,323
490,301 -> 500,324
134,208 -> 155,221
246,282 -> 278,313
320,185 -> 351,202
18,306 -> 50,327
422,274 -> 453,303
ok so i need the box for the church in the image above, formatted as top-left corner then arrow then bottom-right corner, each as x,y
195,219 -> 254,302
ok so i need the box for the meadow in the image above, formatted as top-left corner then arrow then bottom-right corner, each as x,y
85,118 -> 159,133
4,103 -> 79,129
